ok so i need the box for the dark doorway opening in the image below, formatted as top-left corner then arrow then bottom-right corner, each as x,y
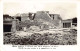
63,23 -> 71,28
16,17 -> 21,21
3,25 -> 12,32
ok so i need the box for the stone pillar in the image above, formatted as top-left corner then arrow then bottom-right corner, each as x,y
61,21 -> 63,28
12,19 -> 16,33
71,20 -> 72,28
59,20 -> 62,28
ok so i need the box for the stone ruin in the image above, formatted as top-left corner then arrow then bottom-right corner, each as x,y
3,11 -> 75,33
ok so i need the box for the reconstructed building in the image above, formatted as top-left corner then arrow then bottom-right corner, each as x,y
61,19 -> 72,28
3,15 -> 19,33
3,11 -> 76,33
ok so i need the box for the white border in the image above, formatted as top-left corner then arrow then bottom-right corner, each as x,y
0,0 -> 80,51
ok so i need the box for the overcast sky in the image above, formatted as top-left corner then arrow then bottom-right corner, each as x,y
3,2 -> 77,20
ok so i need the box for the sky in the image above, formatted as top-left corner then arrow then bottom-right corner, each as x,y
3,2 -> 77,20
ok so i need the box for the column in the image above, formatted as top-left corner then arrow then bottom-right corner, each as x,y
12,19 -> 16,33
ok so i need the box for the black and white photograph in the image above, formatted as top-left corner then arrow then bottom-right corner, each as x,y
3,2 -> 77,45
